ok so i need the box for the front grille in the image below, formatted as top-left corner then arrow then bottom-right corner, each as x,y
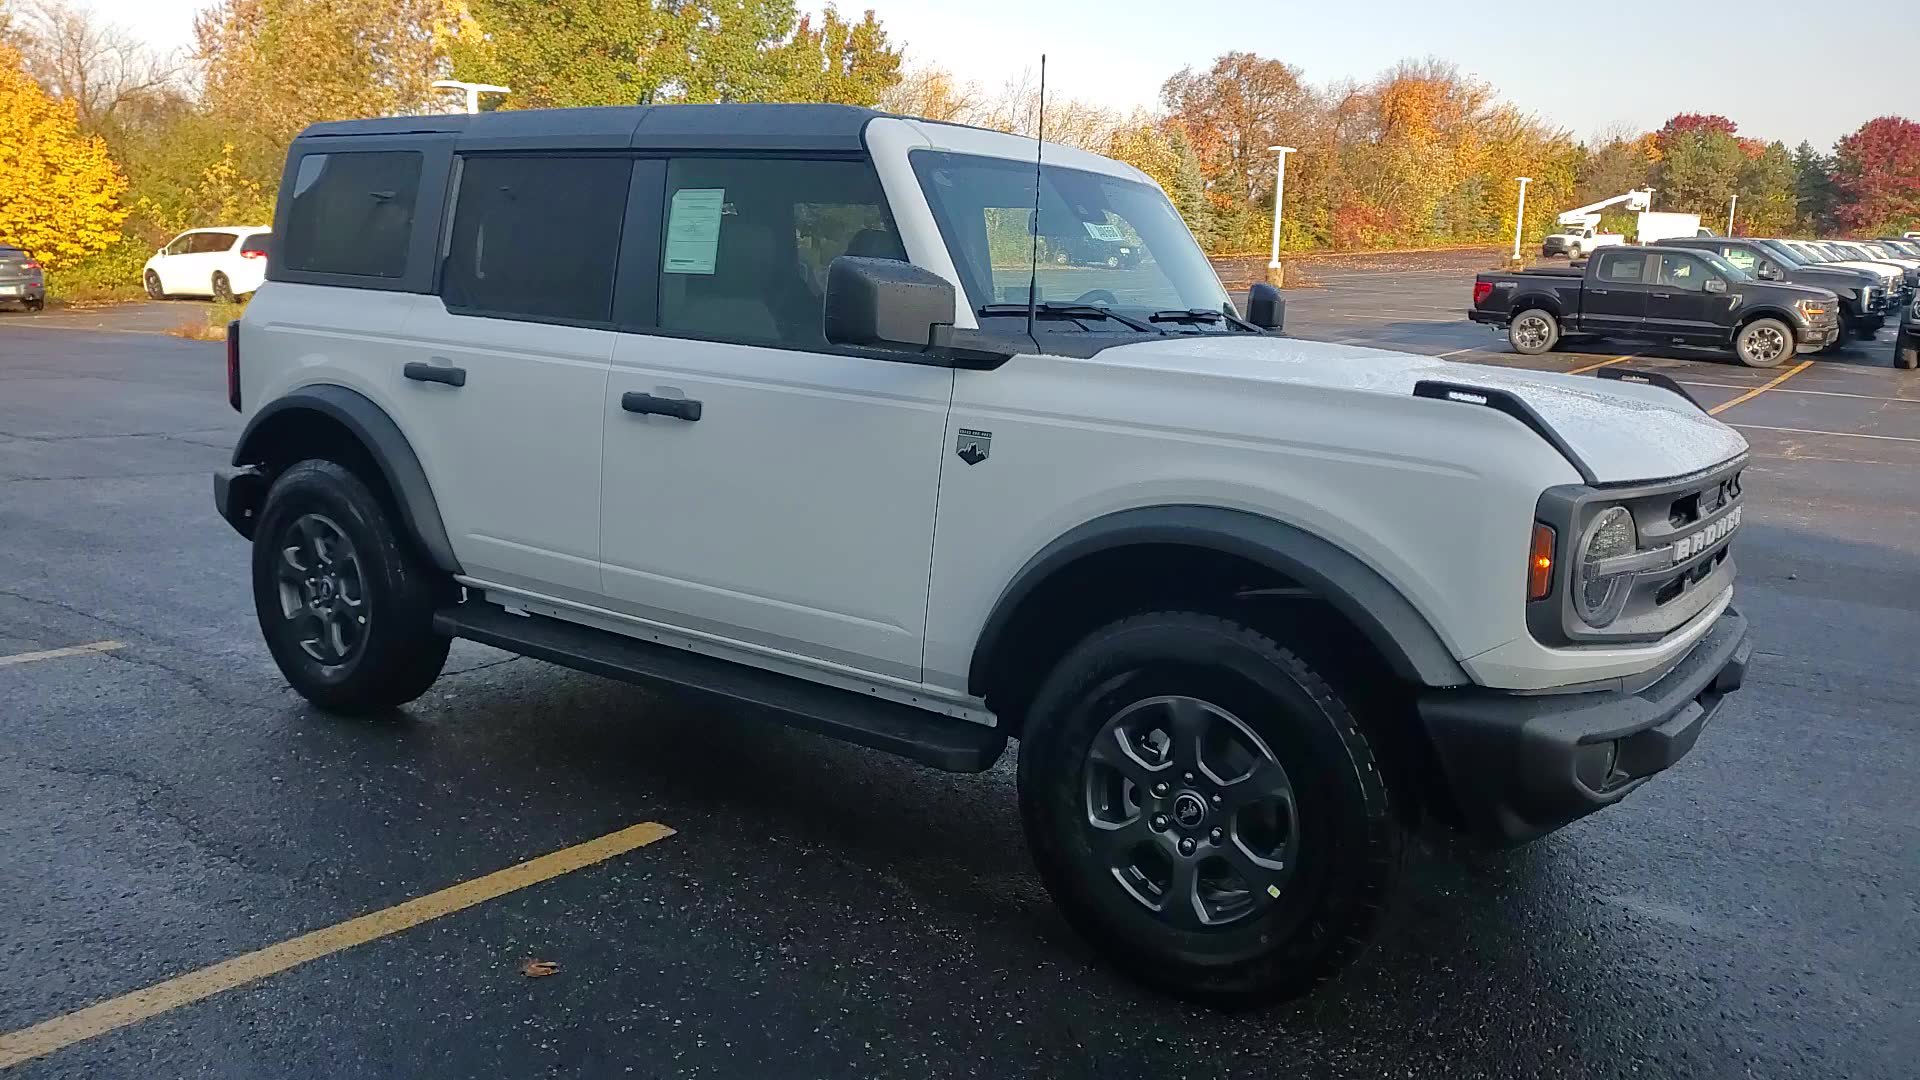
1530,457 -> 1746,646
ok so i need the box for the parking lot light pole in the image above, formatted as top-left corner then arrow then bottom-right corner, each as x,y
432,79 -> 510,114
1727,194 -> 1738,236
1512,177 -> 1532,262
1267,146 -> 1296,283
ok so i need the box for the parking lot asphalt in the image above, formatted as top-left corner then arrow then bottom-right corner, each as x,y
3,275 -> 1916,1079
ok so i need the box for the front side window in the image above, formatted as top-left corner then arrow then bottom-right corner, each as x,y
281,151 -> 424,278
1656,253 -> 1707,291
441,155 -> 631,324
1717,246 -> 1758,273
910,150 -> 1230,331
658,157 -> 904,349
1596,251 -> 1647,284
165,234 -> 194,256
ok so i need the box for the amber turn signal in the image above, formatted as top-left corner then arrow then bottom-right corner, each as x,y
1529,523 -> 1556,600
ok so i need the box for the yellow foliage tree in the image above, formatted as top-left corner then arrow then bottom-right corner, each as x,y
0,41 -> 128,268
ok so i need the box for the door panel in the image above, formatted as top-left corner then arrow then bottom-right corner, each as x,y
1583,251 -> 1652,333
1647,252 -> 1723,342
402,301 -> 614,599
599,337 -> 951,679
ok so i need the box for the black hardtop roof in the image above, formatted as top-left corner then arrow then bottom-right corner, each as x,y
297,103 -> 901,153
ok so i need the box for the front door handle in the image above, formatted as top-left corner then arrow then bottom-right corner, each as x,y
1590,288 -> 1610,296
622,392 -> 702,422
404,361 -> 466,387
1653,291 -> 1674,299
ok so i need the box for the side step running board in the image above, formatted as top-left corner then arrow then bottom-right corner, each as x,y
432,602 -> 1007,773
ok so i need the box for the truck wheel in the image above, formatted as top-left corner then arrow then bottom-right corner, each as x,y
1508,309 -> 1560,354
1898,343 -> 1918,370
1733,318 -> 1792,368
1826,322 -> 1851,352
1017,612 -> 1403,1004
251,459 -> 451,715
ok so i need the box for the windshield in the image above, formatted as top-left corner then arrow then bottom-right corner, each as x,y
1696,249 -> 1748,280
1756,239 -> 1808,267
911,150 -> 1231,327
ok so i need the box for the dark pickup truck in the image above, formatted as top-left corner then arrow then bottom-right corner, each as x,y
1470,246 -> 1840,367
1656,236 -> 1888,347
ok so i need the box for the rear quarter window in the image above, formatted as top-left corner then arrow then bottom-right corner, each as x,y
280,151 -> 423,278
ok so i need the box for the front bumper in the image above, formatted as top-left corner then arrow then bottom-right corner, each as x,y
1419,606 -> 1751,844
1796,319 -> 1840,350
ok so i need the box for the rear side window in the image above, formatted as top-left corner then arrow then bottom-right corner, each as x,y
440,155 -> 632,324
281,151 -> 423,278
240,232 -> 272,257
1596,251 -> 1647,284
657,157 -> 903,349
193,232 -> 238,253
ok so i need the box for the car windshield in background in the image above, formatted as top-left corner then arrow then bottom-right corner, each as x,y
1756,239 -> 1808,266
1695,249 -> 1748,279
910,150 -> 1231,329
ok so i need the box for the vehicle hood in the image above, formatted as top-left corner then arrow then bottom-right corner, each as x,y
1791,266 -> 1876,294
1100,336 -> 1749,485
1741,279 -> 1838,304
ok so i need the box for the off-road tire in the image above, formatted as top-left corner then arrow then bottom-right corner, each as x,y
1017,611 -> 1404,1004
252,459 -> 450,714
1733,317 -> 1793,368
1508,308 -> 1561,354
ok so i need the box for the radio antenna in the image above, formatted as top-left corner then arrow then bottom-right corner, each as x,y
1024,54 -> 1046,342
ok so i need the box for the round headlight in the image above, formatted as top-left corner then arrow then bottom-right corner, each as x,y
1576,506 -> 1637,627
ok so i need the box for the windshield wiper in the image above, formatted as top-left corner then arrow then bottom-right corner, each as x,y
1151,307 -> 1266,333
978,302 -> 1162,334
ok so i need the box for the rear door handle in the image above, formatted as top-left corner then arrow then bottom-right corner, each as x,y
1590,288 -> 1609,295
622,392 -> 702,422
403,361 -> 466,387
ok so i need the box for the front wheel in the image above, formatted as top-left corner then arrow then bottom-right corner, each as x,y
251,460 -> 450,714
1017,612 -> 1403,1003
144,270 -> 165,300
1734,318 -> 1793,368
1508,308 -> 1560,354
1897,342 -> 1918,370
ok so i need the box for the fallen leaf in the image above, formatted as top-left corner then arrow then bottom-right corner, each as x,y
521,959 -> 560,978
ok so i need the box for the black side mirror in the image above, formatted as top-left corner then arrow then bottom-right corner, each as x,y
825,256 -> 956,351
1246,282 -> 1285,332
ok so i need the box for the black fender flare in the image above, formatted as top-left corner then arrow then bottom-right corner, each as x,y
967,505 -> 1470,693
1510,294 -> 1566,321
229,384 -> 462,574
1733,306 -> 1804,335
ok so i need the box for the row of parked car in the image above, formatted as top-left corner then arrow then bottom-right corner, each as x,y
1471,235 -> 1920,369
0,227 -> 273,313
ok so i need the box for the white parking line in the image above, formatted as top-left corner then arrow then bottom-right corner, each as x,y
1679,381 -> 1920,405
1729,424 -> 1920,444
0,641 -> 126,667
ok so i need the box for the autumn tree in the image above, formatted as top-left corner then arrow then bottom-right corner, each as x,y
449,0 -> 900,109
1654,127 -> 1744,216
1831,116 -> 1920,233
878,64 -> 979,122
1734,140 -> 1797,235
1653,112 -> 1737,154
0,40 -> 127,266
9,0 -> 179,135
1161,52 -> 1316,207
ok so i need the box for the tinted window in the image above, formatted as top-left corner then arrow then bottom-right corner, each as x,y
658,157 -> 903,349
1596,251 -> 1646,284
281,151 -> 423,278
1656,253 -> 1707,291
441,155 -> 631,324
241,232 -> 272,256
191,232 -> 238,254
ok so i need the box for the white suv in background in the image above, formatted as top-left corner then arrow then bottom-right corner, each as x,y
213,105 -> 1755,1003
143,227 -> 271,301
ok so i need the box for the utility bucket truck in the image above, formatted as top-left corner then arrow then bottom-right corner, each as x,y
1542,189 -> 1652,258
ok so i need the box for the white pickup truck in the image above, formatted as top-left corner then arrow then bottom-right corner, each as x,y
1541,223 -> 1625,259
214,104 -> 1754,1003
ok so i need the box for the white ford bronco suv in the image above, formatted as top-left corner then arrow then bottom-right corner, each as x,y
215,105 -> 1753,1002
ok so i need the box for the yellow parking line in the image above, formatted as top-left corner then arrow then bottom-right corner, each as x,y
1708,361 -> 1813,416
1567,354 -> 1635,375
0,821 -> 676,1069
0,641 -> 124,667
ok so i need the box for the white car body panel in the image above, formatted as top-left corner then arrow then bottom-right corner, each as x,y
237,121 -> 1752,711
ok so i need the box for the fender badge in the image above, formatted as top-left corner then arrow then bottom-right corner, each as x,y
956,428 -> 991,465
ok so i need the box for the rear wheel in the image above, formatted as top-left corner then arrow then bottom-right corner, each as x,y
1898,342 -> 1918,370
212,272 -> 234,302
251,460 -> 450,714
1733,318 -> 1792,368
1508,308 -> 1560,354
1017,612 -> 1403,1004
24,296 -> 44,312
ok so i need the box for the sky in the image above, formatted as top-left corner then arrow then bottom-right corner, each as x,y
88,0 -> 1919,150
